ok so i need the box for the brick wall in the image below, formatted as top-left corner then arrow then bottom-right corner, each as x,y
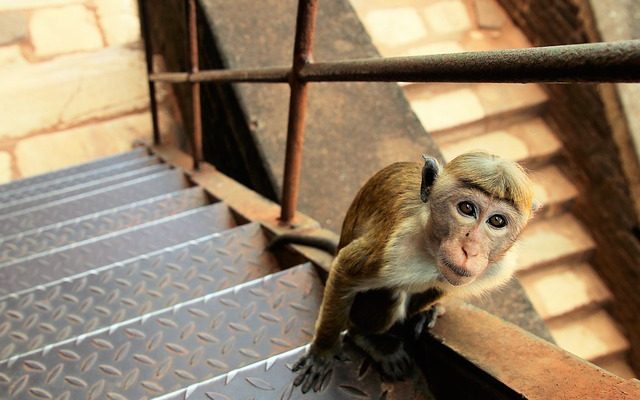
498,0 -> 640,373
0,0 -> 181,182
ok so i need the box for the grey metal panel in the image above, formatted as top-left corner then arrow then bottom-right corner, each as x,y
0,163 -> 170,215
0,203 -> 237,296
0,223 -> 279,361
0,156 -> 162,205
0,148 -> 148,194
0,187 -> 208,265
155,344 -> 435,400
0,170 -> 190,238
0,263 -> 322,400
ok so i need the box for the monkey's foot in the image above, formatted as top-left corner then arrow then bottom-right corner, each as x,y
292,348 -> 339,393
406,303 -> 446,340
347,332 -> 414,381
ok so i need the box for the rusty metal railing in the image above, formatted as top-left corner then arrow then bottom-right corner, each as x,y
138,0 -> 640,226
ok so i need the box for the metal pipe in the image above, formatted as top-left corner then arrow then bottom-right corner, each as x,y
149,67 -> 289,83
300,40 -> 640,83
147,40 -> 640,85
188,0 -> 203,170
279,0 -> 318,225
137,0 -> 161,145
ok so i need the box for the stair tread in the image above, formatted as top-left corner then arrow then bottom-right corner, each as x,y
518,262 -> 613,320
547,309 -> 630,362
517,213 -> 595,272
0,187 -> 208,265
0,223 -> 280,362
0,203 -> 236,297
0,163 -> 170,216
160,344 -> 434,400
0,169 -> 189,238
0,156 -> 161,204
0,263 -> 323,400
407,83 -> 547,137
440,118 -> 562,167
0,148 -> 148,194
530,165 -> 579,218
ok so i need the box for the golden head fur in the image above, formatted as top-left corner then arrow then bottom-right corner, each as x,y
440,152 -> 535,218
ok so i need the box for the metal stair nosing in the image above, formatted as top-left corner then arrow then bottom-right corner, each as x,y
0,263 -> 322,400
153,343 -> 434,400
0,148 -> 149,194
0,222 -> 280,362
0,203 -> 238,297
0,169 -> 191,238
0,163 -> 171,216
0,155 -> 163,204
0,187 -> 209,264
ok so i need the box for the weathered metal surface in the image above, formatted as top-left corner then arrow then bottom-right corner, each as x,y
0,204 -> 236,297
0,187 -> 208,265
0,263 -> 322,400
0,163 -> 169,215
188,0 -> 203,170
0,170 -> 189,238
429,300 -> 640,399
0,148 -> 148,194
137,0 -> 161,144
0,156 -> 161,204
149,40 -> 640,84
0,223 -> 279,362
279,0 -> 318,224
156,343 -> 435,400
301,40 -> 640,83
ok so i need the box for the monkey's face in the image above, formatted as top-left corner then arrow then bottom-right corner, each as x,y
429,188 -> 525,287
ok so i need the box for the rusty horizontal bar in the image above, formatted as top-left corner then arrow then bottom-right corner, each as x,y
301,40 -> 640,83
149,67 -> 289,83
149,40 -> 640,84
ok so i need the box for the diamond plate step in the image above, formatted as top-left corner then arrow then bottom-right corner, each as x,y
155,344 -> 435,400
0,148 -> 148,194
0,169 -> 190,238
0,263 -> 322,400
0,223 -> 279,362
0,187 -> 209,265
0,204 -> 237,297
0,163 -> 170,216
0,155 -> 162,205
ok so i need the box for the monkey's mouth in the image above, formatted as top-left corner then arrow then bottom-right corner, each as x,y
440,257 -> 472,278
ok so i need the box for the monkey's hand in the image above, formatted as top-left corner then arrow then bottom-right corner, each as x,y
406,303 -> 446,340
292,345 -> 341,393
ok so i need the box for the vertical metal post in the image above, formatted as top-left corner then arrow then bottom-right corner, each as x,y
137,0 -> 161,145
188,0 -> 203,170
280,0 -> 318,225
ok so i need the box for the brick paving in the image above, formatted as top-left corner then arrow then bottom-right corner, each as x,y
0,0 -> 180,183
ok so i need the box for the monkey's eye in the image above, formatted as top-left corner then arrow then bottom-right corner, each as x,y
487,214 -> 507,229
457,201 -> 476,217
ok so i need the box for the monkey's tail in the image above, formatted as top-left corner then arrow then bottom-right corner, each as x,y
267,234 -> 338,256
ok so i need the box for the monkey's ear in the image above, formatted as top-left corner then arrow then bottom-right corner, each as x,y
421,155 -> 440,203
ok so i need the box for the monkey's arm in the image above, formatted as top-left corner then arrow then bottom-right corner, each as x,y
292,239 -> 369,393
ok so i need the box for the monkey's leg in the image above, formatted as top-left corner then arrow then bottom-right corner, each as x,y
347,289 -> 414,381
404,303 -> 446,340
405,288 -> 445,340
348,330 -> 414,381
292,239 -> 368,393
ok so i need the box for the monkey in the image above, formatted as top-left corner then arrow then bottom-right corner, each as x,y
292,152 -> 536,393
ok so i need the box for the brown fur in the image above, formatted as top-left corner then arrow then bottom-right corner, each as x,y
293,152 -> 535,392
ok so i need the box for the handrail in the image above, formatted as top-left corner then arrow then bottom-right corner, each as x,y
137,0 -> 640,225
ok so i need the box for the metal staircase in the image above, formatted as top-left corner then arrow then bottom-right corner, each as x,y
0,147 -> 431,399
